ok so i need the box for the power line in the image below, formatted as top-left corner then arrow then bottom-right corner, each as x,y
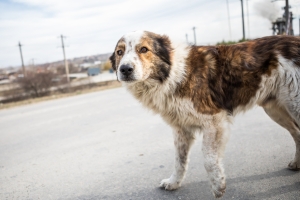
59,35 -> 70,83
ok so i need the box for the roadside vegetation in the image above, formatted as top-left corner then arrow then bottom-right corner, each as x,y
0,59 -> 120,110
216,38 -> 250,45
0,80 -> 121,110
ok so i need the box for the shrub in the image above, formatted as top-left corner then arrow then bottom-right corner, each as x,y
102,60 -> 112,71
216,38 -> 250,45
17,71 -> 55,97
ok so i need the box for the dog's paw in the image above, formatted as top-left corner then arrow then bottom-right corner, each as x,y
211,184 -> 226,198
159,178 -> 181,190
288,160 -> 300,171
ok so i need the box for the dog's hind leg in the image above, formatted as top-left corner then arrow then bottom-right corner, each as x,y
263,100 -> 300,170
202,120 -> 230,198
277,58 -> 300,126
160,128 -> 195,190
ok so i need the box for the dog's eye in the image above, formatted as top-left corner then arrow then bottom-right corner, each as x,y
140,47 -> 148,53
117,50 -> 123,56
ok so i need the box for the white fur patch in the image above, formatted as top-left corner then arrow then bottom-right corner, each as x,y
117,31 -> 144,81
277,55 -> 300,123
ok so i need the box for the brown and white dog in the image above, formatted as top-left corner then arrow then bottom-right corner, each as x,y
110,30 -> 300,198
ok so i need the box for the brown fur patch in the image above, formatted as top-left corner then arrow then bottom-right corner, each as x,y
110,38 -> 125,70
177,35 -> 300,114
143,32 -> 173,83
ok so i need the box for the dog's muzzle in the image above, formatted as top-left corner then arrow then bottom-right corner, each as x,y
120,64 -> 133,76
118,64 -> 135,81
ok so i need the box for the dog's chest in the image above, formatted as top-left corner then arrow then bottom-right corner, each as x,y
135,90 -> 209,127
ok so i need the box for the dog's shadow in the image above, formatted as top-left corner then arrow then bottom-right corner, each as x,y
154,169 -> 300,200
83,169 -> 299,200
226,169 -> 299,199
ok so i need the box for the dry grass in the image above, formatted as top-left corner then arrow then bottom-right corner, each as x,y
0,80 -> 122,110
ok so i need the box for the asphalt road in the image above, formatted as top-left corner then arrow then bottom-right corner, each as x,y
0,87 -> 299,200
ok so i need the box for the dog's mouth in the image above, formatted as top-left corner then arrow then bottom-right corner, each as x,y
122,79 -> 135,83
119,75 -> 137,82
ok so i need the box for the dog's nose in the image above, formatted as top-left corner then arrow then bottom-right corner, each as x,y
119,64 -> 133,76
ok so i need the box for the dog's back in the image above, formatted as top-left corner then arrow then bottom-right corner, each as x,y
177,36 -> 300,116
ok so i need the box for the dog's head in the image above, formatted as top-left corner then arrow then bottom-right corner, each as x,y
110,31 -> 173,83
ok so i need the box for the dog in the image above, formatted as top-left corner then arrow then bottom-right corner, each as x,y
109,30 -> 300,198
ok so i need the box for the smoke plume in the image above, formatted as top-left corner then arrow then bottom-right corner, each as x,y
254,0 -> 281,22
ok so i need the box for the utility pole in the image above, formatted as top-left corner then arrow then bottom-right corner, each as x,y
31,58 -> 35,66
18,42 -> 26,77
246,0 -> 250,38
192,27 -> 197,45
285,0 -> 289,28
226,0 -> 232,40
285,0 -> 289,35
241,0 -> 246,40
59,35 -> 70,83
185,34 -> 189,44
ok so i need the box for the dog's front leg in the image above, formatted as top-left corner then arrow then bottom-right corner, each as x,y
202,122 -> 229,198
160,128 -> 195,190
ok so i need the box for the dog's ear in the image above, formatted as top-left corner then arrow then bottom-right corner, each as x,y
109,52 -> 116,70
153,35 -> 173,66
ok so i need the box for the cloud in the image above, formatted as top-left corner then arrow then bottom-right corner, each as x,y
0,0 -> 293,67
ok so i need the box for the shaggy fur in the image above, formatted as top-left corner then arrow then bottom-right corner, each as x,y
110,30 -> 300,198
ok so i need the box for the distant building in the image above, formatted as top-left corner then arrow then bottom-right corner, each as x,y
0,72 -> 7,81
87,68 -> 101,76
80,63 -> 94,69
80,61 -> 102,69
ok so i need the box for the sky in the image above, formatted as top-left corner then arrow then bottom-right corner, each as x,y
1,0 -> 300,68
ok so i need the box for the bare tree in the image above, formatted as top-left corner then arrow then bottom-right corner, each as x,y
17,71 -> 55,97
